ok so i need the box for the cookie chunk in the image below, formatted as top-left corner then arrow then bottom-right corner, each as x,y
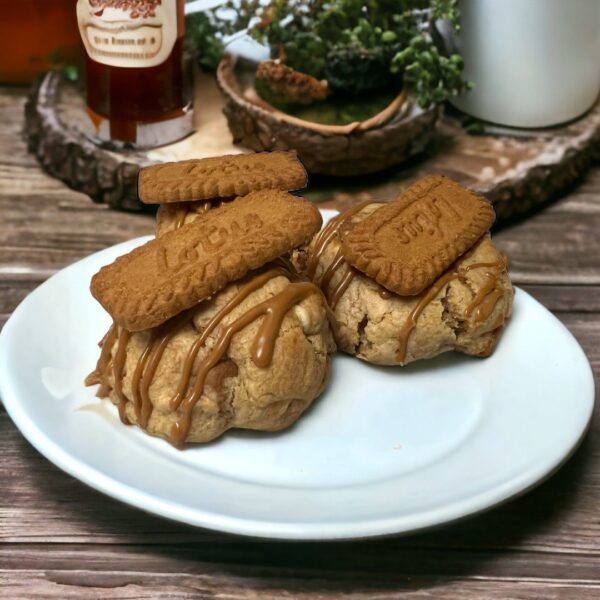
303,203 -> 513,366
87,268 -> 336,446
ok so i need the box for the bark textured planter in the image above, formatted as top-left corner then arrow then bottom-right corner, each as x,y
217,55 -> 441,177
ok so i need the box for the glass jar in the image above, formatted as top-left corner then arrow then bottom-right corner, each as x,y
77,0 -> 194,146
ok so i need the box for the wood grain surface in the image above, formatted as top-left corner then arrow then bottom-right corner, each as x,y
1,86 -> 599,599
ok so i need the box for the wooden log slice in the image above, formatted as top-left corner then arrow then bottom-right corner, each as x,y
24,69 -> 599,221
24,72 -> 151,212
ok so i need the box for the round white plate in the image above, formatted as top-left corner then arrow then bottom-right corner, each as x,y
0,212 -> 594,540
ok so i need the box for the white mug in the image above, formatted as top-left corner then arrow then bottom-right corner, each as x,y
451,0 -> 600,128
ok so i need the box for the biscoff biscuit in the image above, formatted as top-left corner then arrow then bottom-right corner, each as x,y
340,176 -> 495,296
91,190 -> 322,331
138,151 -> 307,204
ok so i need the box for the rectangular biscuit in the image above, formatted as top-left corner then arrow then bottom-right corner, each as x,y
138,151 -> 308,204
340,175 -> 495,296
91,190 -> 322,331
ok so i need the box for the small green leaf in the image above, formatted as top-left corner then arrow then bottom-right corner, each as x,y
62,64 -> 79,82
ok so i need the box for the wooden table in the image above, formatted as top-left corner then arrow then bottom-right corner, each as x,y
1,85 -> 599,598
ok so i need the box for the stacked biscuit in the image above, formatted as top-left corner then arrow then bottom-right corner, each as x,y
300,175 -> 513,365
86,153 -> 514,448
86,152 -> 336,447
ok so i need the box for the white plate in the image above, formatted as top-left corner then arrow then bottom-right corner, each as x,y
0,211 -> 594,540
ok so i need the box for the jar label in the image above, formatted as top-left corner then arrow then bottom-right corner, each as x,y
77,0 -> 178,68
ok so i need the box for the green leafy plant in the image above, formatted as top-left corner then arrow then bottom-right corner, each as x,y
186,12 -> 226,71
186,0 -> 471,107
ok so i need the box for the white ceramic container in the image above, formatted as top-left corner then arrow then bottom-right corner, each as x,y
451,0 -> 600,127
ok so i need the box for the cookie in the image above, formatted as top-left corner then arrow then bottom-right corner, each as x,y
138,151 -> 308,204
340,176 -> 495,296
91,190 -> 322,331
305,217 -> 513,366
87,268 -> 335,446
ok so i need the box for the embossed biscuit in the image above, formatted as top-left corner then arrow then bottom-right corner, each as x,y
340,176 -> 495,296
138,151 -> 308,204
91,190 -> 322,331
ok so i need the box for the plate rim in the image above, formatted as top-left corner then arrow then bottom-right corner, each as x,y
0,235 -> 595,540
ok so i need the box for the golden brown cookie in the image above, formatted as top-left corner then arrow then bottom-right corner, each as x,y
91,191 -> 322,331
340,176 -> 495,296
138,151 -> 308,204
302,201 -> 512,366
87,268 -> 335,446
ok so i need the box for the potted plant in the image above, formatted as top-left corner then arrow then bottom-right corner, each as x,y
187,0 -> 471,175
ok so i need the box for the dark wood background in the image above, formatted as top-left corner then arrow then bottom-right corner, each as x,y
1,85 -> 599,598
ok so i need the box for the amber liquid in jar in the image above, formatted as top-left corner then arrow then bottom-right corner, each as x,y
78,0 -> 193,146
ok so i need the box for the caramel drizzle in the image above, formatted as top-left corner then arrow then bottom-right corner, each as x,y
464,260 -> 506,273
130,317 -> 185,429
307,201 -> 374,309
168,268 -> 290,413
170,279 -> 318,447
396,259 -> 507,363
329,268 -> 356,309
472,288 -> 505,323
463,260 -> 508,324
273,255 -> 298,276
87,266 -> 321,447
107,326 -> 131,424
85,325 -> 118,399
320,249 -> 345,292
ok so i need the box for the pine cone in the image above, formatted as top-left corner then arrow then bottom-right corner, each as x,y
255,60 -> 330,106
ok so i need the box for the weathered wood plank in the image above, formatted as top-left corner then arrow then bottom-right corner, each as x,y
0,543 -> 599,580
1,570 -> 597,600
519,285 -> 600,313
0,87 -> 40,169
0,192 -> 153,270
493,170 -> 600,285
0,278 -> 41,315
2,540 -> 600,596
